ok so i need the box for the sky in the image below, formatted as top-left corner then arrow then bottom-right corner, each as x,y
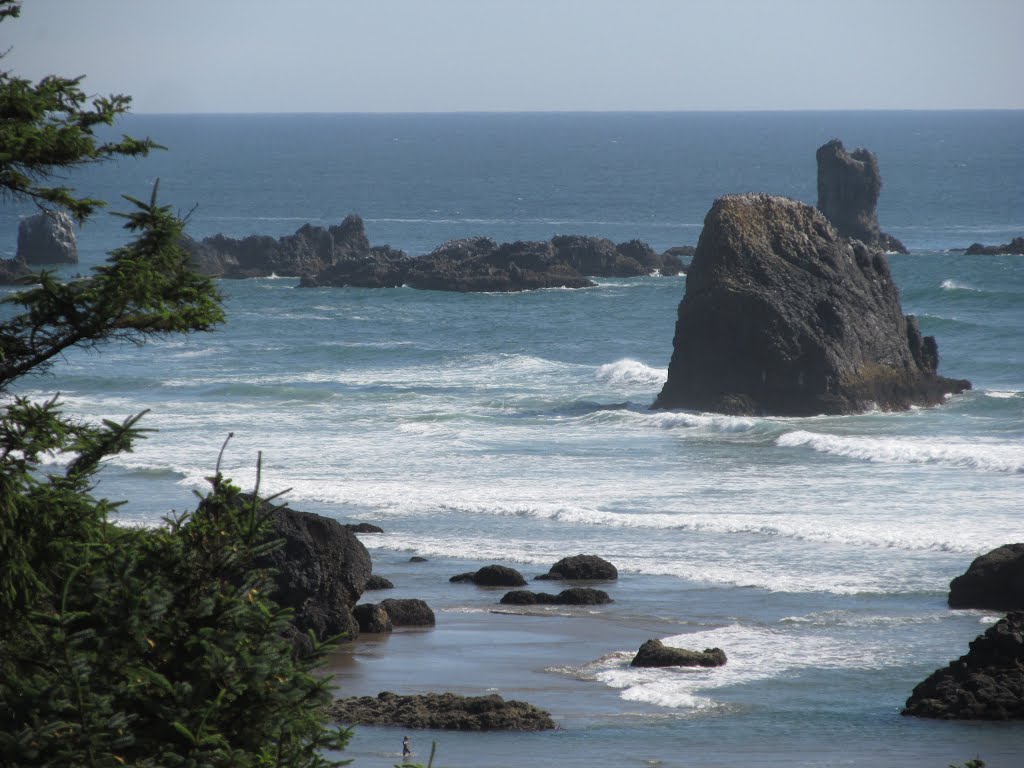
5,0 -> 1023,113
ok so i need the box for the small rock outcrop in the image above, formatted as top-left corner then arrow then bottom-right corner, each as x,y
0,257 -> 30,285
364,575 -> 395,591
250,497 -> 372,643
379,598 -> 435,627
816,139 -> 907,253
902,612 -> 1024,720
535,554 -> 618,581
948,544 -> 1024,611
346,522 -> 385,534
630,639 -> 727,668
16,211 -> 78,265
352,603 -> 393,634
965,237 -> 1024,256
450,565 -> 527,587
328,691 -> 557,731
499,587 -> 613,606
653,194 -> 970,416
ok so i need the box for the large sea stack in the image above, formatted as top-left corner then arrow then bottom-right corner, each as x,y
17,211 -> 78,265
816,139 -> 907,253
653,194 -> 969,416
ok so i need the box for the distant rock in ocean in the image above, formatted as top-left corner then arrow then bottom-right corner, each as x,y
902,612 -> 1024,720
187,214 -> 686,291
653,194 -> 970,416
17,211 -> 78,265
816,139 -> 907,254
965,237 -> 1024,256
0,256 -> 30,285
630,639 -> 727,668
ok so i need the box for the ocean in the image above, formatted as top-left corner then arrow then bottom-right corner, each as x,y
2,112 -> 1022,767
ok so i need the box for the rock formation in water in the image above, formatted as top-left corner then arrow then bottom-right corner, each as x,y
965,237 -> 1024,256
450,564 -> 528,587
377,597 -> 436,627
902,612 -> 1024,720
653,194 -> 970,416
499,587 -> 613,606
16,211 -> 78,265
630,639 -> 727,668
0,256 -> 30,285
328,691 -> 557,731
535,554 -> 618,581
948,544 -> 1024,611
248,496 -> 372,643
816,139 -> 907,254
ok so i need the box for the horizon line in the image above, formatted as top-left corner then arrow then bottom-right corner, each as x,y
128,107 -> 1024,117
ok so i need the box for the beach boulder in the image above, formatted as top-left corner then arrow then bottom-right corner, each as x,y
379,598 -> 435,627
653,194 -> 970,415
364,574 -> 395,590
328,691 -> 557,731
16,211 -> 78,265
352,603 -> 393,634
630,639 -> 727,668
499,587 -> 613,606
816,139 -> 907,253
948,544 -> 1024,611
902,612 -> 1024,719
535,554 -> 618,581
250,497 -> 372,642
450,564 -> 527,587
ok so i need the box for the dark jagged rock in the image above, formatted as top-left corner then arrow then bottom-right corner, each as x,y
499,587 -> 613,606
816,139 -> 907,253
328,691 -> 557,731
450,565 -> 527,587
535,554 -> 618,581
551,234 -> 646,277
653,194 -> 970,416
409,556 -> 428,563
244,496 -> 371,643
352,603 -> 393,634
965,237 -> 1024,256
0,257 -> 31,285
902,612 -> 1024,720
184,213 -> 373,278
300,245 -> 413,289
16,211 -> 78,265
364,575 -> 394,590
948,544 -> 1024,611
346,522 -> 385,534
379,598 -> 435,627
630,639 -> 727,668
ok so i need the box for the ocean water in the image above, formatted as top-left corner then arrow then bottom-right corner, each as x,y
3,112 -> 1023,767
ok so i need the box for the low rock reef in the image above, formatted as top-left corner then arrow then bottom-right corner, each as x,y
948,543 -> 1024,611
535,554 -> 618,581
902,612 -> 1024,720
816,139 -> 906,253
499,587 -> 613,606
964,237 -> 1024,256
653,194 -> 970,416
182,214 -> 687,292
630,639 -> 727,668
328,691 -> 557,731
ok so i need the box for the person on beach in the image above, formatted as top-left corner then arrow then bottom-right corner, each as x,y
402,735 -> 411,759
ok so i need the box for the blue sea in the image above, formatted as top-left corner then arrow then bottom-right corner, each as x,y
2,112 -> 1022,767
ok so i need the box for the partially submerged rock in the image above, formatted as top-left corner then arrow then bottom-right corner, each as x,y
965,237 -> 1024,256
328,691 -> 557,731
902,612 -> 1024,720
499,587 -> 613,606
0,257 -> 30,285
352,603 -> 393,634
364,574 -> 395,591
378,598 -> 435,627
346,522 -> 385,534
630,639 -> 727,668
948,544 -> 1024,611
816,139 -> 906,253
535,554 -> 618,581
653,194 -> 970,415
17,211 -> 78,265
450,565 -> 527,587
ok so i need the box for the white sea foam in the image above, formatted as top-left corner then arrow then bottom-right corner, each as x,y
984,390 -> 1021,399
641,411 -> 758,433
940,279 -> 980,291
595,359 -> 667,387
777,430 -> 1024,473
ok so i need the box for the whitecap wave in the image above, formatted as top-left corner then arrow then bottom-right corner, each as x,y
777,430 -> 1024,473
940,279 -> 980,292
595,359 -> 666,387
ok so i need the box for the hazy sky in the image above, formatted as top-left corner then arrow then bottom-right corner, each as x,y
6,0 -> 1023,113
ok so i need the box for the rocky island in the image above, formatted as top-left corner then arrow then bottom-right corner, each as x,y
653,194 -> 970,415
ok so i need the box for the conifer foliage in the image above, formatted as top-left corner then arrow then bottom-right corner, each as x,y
0,3 -> 350,764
